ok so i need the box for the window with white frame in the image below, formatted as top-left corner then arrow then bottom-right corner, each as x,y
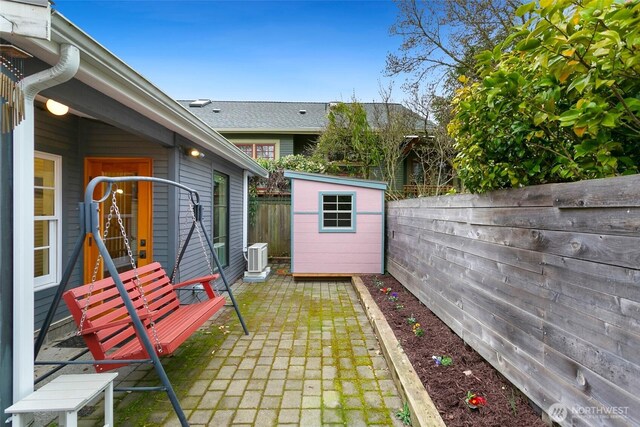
320,193 -> 355,231
34,152 -> 61,290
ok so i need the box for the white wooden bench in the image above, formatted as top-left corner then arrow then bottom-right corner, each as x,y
5,373 -> 117,427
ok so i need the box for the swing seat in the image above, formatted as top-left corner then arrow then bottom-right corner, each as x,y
63,262 -> 225,372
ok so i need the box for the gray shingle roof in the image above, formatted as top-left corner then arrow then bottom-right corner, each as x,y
177,100 -> 425,133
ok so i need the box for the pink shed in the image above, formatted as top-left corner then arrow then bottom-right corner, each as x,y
284,171 -> 387,275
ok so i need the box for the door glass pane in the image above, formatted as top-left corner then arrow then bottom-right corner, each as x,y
213,172 -> 228,268
102,176 -> 138,275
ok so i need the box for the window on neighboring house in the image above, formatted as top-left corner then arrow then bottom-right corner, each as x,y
213,172 -> 229,268
320,193 -> 355,232
236,144 -> 254,158
234,143 -> 276,160
34,152 -> 62,290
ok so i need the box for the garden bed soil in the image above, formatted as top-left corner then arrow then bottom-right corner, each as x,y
361,274 -> 546,427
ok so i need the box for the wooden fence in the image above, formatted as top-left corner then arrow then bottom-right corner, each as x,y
386,175 -> 640,426
248,197 -> 291,257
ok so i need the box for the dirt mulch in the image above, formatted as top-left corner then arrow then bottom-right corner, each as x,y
361,274 -> 546,427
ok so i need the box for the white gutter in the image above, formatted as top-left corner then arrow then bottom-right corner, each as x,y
12,43 -> 79,403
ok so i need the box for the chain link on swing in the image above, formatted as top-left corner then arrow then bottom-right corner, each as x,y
170,192 -> 215,285
78,187 -> 163,354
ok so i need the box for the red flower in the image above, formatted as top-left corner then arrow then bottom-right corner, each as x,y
469,396 -> 486,406
465,391 -> 487,409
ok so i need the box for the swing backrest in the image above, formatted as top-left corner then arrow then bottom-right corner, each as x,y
63,262 -> 181,360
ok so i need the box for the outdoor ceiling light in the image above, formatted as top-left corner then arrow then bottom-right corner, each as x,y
186,147 -> 205,158
45,99 -> 69,116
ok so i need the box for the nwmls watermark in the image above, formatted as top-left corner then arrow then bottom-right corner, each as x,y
548,403 -> 629,422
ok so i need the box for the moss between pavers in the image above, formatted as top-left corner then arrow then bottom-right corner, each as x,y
112,311 -> 236,425
103,278 -> 401,426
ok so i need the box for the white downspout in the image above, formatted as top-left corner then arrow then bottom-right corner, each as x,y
13,44 -> 79,402
242,170 -> 250,258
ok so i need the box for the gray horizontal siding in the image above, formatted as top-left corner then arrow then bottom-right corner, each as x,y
177,145 -> 246,288
34,109 -> 81,330
82,121 -> 170,270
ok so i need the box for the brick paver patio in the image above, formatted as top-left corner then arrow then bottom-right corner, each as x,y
75,267 -> 405,426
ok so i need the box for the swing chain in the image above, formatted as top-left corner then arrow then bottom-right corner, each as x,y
77,196 -> 116,335
189,199 -> 215,277
112,191 -> 163,353
170,192 -> 193,281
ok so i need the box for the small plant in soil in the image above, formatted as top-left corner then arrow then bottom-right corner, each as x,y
508,388 -> 518,416
465,391 -> 487,410
388,292 -> 399,302
395,402 -> 412,426
380,287 -> 392,294
373,277 -> 385,288
395,303 -> 405,310
412,323 -> 425,337
406,315 -> 417,325
432,355 -> 453,366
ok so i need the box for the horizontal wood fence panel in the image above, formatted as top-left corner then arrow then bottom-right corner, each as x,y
551,174 -> 640,208
387,175 -> 640,426
388,258 -> 634,427
390,215 -> 640,269
388,205 -> 640,237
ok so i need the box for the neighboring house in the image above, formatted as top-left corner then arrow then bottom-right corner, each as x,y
0,4 -> 267,414
178,100 -> 434,192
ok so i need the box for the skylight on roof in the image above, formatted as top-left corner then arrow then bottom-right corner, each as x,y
189,99 -> 211,107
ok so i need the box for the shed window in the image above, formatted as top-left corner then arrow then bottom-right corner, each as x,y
321,193 -> 355,232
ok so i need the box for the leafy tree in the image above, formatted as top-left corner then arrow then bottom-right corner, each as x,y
313,101 -> 381,179
450,0 -> 640,193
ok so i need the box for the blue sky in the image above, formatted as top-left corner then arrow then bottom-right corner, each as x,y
54,1 -> 407,103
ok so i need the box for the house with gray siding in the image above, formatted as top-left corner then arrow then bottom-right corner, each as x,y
0,5 -> 267,415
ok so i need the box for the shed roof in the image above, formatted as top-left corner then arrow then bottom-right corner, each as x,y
284,171 -> 388,191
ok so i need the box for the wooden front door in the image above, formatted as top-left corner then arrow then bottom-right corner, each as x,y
84,158 -> 152,282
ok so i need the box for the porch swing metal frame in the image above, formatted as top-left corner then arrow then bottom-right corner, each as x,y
34,176 -> 250,427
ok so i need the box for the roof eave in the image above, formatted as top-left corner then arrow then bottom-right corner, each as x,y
5,11 -> 268,177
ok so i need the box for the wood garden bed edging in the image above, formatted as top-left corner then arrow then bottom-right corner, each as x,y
352,276 -> 446,427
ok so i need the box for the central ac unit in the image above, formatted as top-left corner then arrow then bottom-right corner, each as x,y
247,243 -> 268,273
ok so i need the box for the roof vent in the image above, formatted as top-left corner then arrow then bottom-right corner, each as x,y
299,109 -> 307,114
212,108 -> 221,113
189,99 -> 212,107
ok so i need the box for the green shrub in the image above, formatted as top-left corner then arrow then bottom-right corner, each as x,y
450,0 -> 640,193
